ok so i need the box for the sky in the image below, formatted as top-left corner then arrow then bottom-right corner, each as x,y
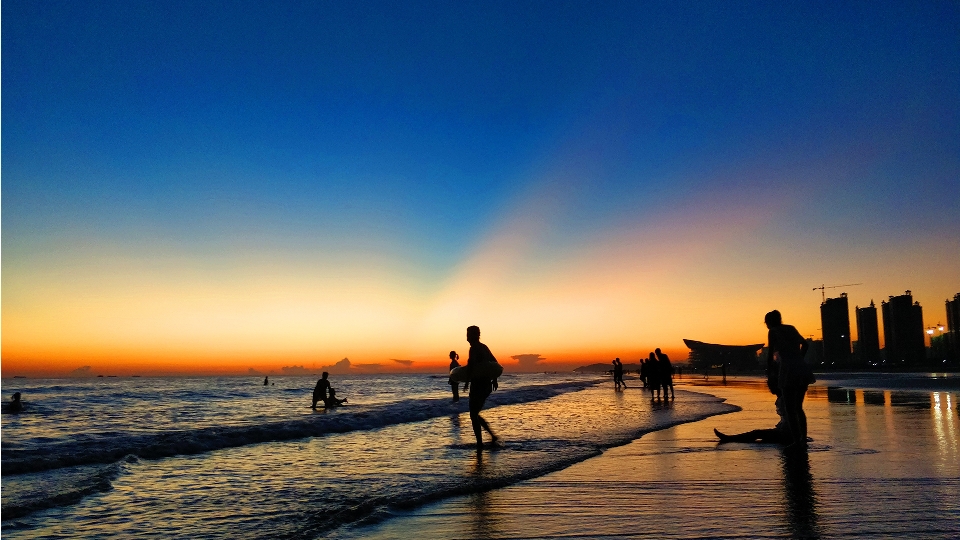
3,1 -> 959,376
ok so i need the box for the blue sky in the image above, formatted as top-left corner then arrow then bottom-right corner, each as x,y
3,1 -> 959,373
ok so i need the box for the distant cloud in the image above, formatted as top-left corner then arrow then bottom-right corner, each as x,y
280,365 -> 314,375
70,365 -> 94,377
511,354 -> 546,370
248,368 -> 263,375
353,363 -> 382,372
322,358 -> 354,374
391,359 -> 414,366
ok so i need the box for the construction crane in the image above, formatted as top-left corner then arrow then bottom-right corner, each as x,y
813,283 -> 862,303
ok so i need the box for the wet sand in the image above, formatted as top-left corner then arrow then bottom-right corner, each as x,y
336,377 -> 960,539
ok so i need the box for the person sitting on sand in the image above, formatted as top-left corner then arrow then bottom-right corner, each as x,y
656,348 -> 674,399
5,392 -> 23,414
312,372 -> 331,409
324,387 -> 347,408
466,325 -> 500,449
715,360 -> 787,444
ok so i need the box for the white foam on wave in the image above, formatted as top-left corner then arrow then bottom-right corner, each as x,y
1,381 -> 592,476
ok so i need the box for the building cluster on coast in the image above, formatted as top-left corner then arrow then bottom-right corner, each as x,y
818,290 -> 960,369
683,291 -> 960,373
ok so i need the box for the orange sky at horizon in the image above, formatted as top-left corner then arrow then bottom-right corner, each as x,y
4,189 -> 958,378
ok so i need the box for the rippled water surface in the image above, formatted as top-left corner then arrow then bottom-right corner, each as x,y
1,373 -> 735,538
342,377 -> 960,539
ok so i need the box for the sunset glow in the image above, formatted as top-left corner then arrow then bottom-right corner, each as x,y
3,2 -> 959,376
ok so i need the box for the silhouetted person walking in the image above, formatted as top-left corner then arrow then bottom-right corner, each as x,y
656,348 -> 674,399
263,376 -> 269,386
312,372 -> 331,409
466,325 -> 499,449
765,310 -> 811,450
646,352 -> 661,399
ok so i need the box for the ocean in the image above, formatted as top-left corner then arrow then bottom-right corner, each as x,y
1,373 -> 735,538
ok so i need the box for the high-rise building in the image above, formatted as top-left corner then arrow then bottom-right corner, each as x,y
855,300 -> 880,366
821,293 -> 851,366
881,290 -> 925,366
947,293 -> 960,364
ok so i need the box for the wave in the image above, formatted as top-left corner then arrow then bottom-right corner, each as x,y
1,460 -> 128,520
1,380 -> 594,477
306,395 -> 740,538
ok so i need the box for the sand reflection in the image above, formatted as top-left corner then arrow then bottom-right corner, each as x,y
780,450 -> 821,538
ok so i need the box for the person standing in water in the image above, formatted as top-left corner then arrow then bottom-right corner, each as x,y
656,348 -> 674,399
612,358 -> 624,390
646,352 -> 661,400
312,372 -> 331,409
765,310 -> 811,449
466,325 -> 499,449
448,351 -> 463,402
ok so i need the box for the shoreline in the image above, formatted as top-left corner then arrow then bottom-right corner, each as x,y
337,378 -> 960,539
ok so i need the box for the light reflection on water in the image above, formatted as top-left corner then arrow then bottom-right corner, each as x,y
2,382 -> 734,539
343,377 -> 960,540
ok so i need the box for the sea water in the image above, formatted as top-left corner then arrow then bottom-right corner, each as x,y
339,376 -> 960,539
1,374 -> 735,538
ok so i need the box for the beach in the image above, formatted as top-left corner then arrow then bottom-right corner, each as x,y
3,373 -> 958,538
336,376 -> 960,539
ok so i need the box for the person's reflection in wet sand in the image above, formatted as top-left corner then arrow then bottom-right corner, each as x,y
780,450 -> 821,538
449,412 -> 462,439
468,452 -> 499,539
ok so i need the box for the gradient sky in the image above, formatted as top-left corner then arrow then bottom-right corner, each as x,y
3,1 -> 959,376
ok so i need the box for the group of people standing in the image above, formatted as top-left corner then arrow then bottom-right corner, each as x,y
632,348 -> 675,400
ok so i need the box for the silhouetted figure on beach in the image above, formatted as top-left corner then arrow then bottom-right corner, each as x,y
5,392 -> 23,414
766,309 -> 812,450
612,358 -> 625,390
466,325 -> 499,449
715,359 -> 787,444
263,376 -> 269,386
646,353 -> 661,399
656,348 -> 674,399
449,350 -> 463,402
312,372 -> 331,409
325,387 -> 347,408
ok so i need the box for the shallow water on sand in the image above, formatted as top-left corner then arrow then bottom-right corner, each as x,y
341,377 -> 960,539
1,375 -> 734,538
